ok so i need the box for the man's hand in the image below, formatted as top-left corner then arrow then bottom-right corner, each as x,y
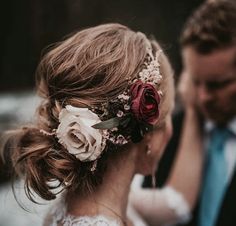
178,71 -> 197,109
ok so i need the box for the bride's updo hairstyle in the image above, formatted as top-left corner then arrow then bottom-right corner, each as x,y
1,23 -> 173,202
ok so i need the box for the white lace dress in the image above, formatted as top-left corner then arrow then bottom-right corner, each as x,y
46,198 -> 124,226
50,214 -> 122,226
46,196 -> 149,226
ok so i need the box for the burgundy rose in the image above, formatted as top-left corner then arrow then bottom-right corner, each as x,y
130,80 -> 160,125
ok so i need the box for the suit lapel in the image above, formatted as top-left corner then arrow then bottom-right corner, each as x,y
216,168 -> 236,226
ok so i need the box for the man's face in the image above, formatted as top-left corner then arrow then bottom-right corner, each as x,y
182,46 -> 236,125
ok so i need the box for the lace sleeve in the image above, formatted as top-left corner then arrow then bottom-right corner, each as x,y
161,186 -> 191,224
130,185 -> 191,226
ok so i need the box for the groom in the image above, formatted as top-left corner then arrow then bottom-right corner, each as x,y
144,0 -> 236,226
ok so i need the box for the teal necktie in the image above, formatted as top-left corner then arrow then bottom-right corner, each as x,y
199,127 -> 232,226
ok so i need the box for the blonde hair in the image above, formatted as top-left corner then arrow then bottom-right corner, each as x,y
1,23 -> 174,201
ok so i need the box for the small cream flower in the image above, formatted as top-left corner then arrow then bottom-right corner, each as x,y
56,105 -> 105,161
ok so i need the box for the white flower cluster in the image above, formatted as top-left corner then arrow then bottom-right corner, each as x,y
138,48 -> 163,86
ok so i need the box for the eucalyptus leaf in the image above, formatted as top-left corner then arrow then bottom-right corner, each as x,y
120,117 -> 131,127
92,117 -> 121,129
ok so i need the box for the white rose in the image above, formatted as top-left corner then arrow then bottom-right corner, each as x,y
56,105 -> 105,161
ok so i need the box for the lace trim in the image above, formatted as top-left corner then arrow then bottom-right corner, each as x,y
49,198 -> 122,226
161,186 -> 191,224
59,215 -> 121,226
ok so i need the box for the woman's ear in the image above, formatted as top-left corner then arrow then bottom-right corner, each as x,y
143,131 -> 152,144
133,130 -> 153,158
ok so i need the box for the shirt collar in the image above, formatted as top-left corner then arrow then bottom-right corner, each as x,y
204,120 -> 214,133
204,116 -> 236,136
228,117 -> 236,136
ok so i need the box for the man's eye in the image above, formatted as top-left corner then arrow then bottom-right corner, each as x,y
206,82 -> 225,89
193,80 -> 200,86
206,79 -> 235,90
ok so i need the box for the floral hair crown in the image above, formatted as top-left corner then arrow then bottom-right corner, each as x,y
47,44 -> 163,163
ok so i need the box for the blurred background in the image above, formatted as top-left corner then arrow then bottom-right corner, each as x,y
0,0 -> 203,225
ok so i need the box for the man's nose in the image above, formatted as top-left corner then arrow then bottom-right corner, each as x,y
197,84 -> 213,103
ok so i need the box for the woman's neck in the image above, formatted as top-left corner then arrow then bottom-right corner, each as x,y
66,148 -> 137,225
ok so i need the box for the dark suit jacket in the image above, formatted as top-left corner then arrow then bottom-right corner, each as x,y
143,110 -> 236,226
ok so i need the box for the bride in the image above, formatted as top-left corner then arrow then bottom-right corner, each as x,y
2,23 -> 174,226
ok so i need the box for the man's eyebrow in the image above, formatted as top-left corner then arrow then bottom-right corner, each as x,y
207,78 -> 232,83
203,77 -> 236,89
193,74 -> 236,83
213,76 -> 236,83
232,49 -> 236,67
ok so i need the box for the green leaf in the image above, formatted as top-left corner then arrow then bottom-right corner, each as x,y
92,117 -> 121,129
120,117 -> 131,127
